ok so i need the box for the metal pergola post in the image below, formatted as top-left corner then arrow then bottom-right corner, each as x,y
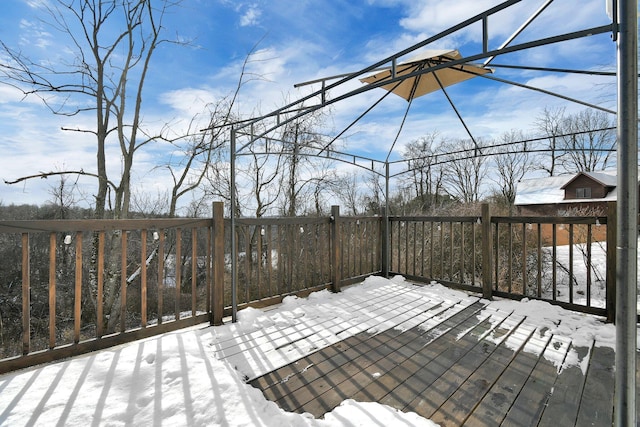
384,162 -> 390,278
230,127 -> 238,323
614,0 -> 637,425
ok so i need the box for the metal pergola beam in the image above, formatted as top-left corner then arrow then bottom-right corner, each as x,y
228,2 -> 613,154
483,0 -> 555,66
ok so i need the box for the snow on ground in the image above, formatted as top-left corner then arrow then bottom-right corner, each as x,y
547,242 -> 607,307
542,237 -> 640,310
0,275 -> 632,427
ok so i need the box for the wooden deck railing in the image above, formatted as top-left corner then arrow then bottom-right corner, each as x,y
490,213 -> 613,319
387,202 -> 618,321
0,201 -> 622,373
228,206 -> 382,313
0,214 -> 225,374
230,216 -> 333,310
388,214 -> 483,292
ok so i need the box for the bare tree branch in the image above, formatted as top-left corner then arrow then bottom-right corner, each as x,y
4,169 -> 116,191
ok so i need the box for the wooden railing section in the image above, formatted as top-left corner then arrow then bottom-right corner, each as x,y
388,214 -> 483,291
0,215 -> 223,374
490,214 -> 613,318
0,201 -> 623,373
388,203 -> 617,321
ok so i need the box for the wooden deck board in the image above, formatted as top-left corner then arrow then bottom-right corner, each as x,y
271,333 -> 389,412
463,327 -> 552,426
389,312 -> 516,416
320,311 -> 495,411
256,298 -> 460,402
351,313 -> 498,406
278,302 -> 487,416
499,334 -> 571,426
575,345 -> 615,426
246,289 -> 630,426
363,304 -> 490,408
215,282 -> 428,367
425,318 -> 533,425
537,345 -> 590,427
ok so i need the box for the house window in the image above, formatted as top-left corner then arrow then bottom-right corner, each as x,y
575,187 -> 591,198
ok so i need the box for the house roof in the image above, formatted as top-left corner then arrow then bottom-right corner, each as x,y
514,175 -> 573,206
514,170 -> 619,206
560,170 -> 617,189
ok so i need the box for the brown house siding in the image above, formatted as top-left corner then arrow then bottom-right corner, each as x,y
563,175 -> 609,200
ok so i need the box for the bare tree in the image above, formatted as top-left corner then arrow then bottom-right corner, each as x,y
163,101 -> 234,217
491,130 -> 533,214
401,132 -> 444,212
205,107 -> 337,218
164,42 -> 269,218
534,106 -> 566,177
1,0 -> 184,219
205,142 -> 236,216
1,0 -> 189,332
534,107 -> 615,175
46,170 -> 80,219
276,108 -> 334,217
247,143 -> 284,218
336,172 -> 363,216
440,138 -> 488,204
307,165 -> 341,216
129,190 -> 169,217
363,169 -> 386,214
558,109 -> 616,173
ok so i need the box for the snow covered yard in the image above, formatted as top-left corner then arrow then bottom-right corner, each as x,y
541,238 -> 640,310
0,276 -> 632,426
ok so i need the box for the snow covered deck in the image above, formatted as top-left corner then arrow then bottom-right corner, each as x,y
215,277 -> 627,426
0,276 -> 633,426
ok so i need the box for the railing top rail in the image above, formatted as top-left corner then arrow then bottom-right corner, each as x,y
235,217 -> 331,226
0,217 -> 212,234
234,215 -> 382,226
339,216 -> 381,221
389,215 -> 481,223
1,213 -> 616,234
491,215 -> 608,225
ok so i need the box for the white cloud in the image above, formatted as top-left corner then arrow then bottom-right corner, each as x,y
393,0 -> 533,48
239,4 -> 262,27
18,18 -> 53,49
158,87 -> 221,117
0,85 -> 39,105
24,0 -> 50,8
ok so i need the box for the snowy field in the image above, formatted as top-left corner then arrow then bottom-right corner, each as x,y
0,275 -> 633,426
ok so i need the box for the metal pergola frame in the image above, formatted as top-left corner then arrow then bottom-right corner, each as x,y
219,1 -> 636,423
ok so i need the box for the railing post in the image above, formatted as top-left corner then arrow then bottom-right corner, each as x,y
606,201 -> 617,323
211,202 -> 225,325
380,206 -> 389,278
481,203 -> 493,299
21,233 -> 30,355
330,205 -> 342,292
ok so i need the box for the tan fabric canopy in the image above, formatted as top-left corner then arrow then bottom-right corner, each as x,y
360,49 -> 492,101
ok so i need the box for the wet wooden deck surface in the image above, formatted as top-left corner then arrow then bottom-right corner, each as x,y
242,288 -> 630,426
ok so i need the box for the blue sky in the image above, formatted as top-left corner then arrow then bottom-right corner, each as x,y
0,0 -> 620,209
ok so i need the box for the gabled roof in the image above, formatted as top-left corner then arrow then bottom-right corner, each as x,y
560,170 -> 617,189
